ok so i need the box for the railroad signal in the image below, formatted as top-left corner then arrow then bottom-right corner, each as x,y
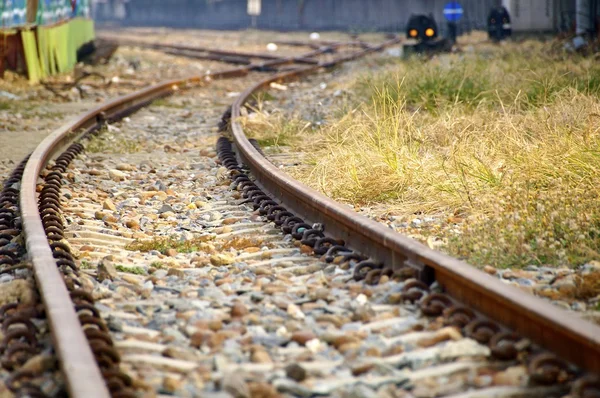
247,0 -> 261,16
487,6 -> 511,42
406,15 -> 438,42
443,1 -> 464,23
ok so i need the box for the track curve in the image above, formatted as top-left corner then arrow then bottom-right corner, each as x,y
228,66 -> 600,376
14,35 -> 600,397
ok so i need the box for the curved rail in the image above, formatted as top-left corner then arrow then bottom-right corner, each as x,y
229,75 -> 600,374
98,36 -> 335,65
19,34 -> 600,397
18,67 -> 272,397
18,39 -> 399,396
20,82 -> 182,397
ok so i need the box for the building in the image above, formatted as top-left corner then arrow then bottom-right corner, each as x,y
91,0 -> 598,35
502,0 -> 598,34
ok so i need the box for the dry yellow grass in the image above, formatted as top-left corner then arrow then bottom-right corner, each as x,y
244,39 -> 600,268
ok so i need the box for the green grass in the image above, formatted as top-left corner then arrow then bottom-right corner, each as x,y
150,261 -> 167,269
355,44 -> 600,114
126,235 -> 214,254
267,38 -> 600,269
115,265 -> 147,275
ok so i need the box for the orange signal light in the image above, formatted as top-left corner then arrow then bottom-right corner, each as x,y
425,28 -> 435,37
409,29 -> 418,37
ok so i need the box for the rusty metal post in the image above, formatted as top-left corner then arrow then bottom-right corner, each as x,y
27,0 -> 39,24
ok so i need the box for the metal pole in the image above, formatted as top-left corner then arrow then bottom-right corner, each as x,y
27,0 -> 39,24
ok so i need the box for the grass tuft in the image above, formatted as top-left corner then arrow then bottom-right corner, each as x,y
126,235 -> 215,254
115,265 -> 147,275
280,39 -> 600,268
575,271 -> 600,301
240,108 -> 312,148
217,236 -> 272,251
150,261 -> 167,269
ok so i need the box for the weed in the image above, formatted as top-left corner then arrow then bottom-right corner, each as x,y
240,108 -> 312,148
152,98 -> 187,108
275,39 -> 600,268
217,236 -> 272,251
126,235 -> 214,254
150,261 -> 166,269
575,271 -> 600,301
115,265 -> 147,275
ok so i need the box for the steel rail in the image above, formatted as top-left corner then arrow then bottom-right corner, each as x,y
20,31 -> 600,397
100,37 -> 340,71
228,64 -> 600,375
99,36 -> 323,64
274,38 -> 371,49
163,46 -> 334,73
18,67 -> 264,397
20,82 -> 184,398
19,40 -> 398,396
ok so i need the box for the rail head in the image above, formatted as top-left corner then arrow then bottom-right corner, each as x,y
20,118 -> 112,398
229,70 -> 600,375
19,78 -> 188,397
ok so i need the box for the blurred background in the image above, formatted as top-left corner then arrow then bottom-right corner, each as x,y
1,0 -> 598,82
90,0 -> 595,36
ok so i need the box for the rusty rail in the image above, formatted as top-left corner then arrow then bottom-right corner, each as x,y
20,31 -> 600,398
99,36 -> 324,64
274,38 -> 371,49
228,71 -> 600,376
18,38 -> 399,397
100,37 -> 347,73
15,72 -> 274,398
18,63 -> 261,395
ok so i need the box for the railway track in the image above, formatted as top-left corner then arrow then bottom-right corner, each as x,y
1,36 -> 599,397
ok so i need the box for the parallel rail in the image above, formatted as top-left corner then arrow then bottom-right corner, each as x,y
97,35 -> 352,66
18,38 -> 397,397
16,35 -> 600,397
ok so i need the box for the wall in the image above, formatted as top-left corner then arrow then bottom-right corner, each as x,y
501,0 -> 581,32
93,0 -> 498,33
502,0 -> 554,31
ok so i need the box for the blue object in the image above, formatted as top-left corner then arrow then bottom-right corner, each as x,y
443,1 -> 464,22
